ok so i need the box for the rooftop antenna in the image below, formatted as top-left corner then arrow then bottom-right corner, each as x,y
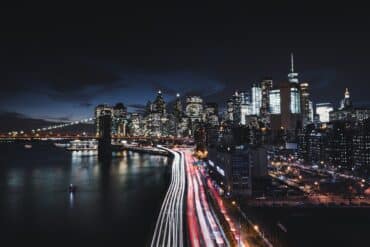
290,52 -> 294,73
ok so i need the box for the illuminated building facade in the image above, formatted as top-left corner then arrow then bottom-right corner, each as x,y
316,103 -> 333,123
232,91 -> 242,124
112,103 -> 127,136
300,81 -> 310,125
251,83 -> 262,116
240,91 -> 251,125
95,104 -> 113,136
269,89 -> 281,114
260,78 -> 273,118
204,102 -> 219,127
226,98 -> 234,122
330,88 -> 370,123
185,96 -> 203,122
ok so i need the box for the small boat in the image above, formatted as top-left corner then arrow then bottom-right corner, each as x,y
24,144 -> 32,149
54,143 -> 70,148
69,184 -> 76,193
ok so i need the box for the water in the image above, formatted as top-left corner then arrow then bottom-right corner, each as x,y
0,141 -> 169,246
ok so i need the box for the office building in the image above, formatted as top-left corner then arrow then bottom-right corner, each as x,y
186,96 -> 203,122
95,104 -> 113,136
112,102 -> 127,136
204,102 -> 219,127
300,81 -> 310,125
353,119 -> 370,174
316,103 -> 333,123
269,89 -> 281,114
208,145 -> 252,197
251,83 -> 262,116
330,88 -> 370,123
240,91 -> 251,125
226,98 -> 234,122
260,78 -> 273,117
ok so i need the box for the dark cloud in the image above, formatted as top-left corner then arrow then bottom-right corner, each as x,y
0,4 -> 370,123
0,56 -> 128,103
0,111 -> 57,132
79,102 -> 93,108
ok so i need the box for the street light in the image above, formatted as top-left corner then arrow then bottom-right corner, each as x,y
254,225 -> 259,231
232,200 -> 236,206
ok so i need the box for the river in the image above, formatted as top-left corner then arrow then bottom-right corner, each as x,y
0,141 -> 170,246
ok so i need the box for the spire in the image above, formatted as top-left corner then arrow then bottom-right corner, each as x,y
288,52 -> 299,83
290,52 -> 294,73
344,88 -> 350,99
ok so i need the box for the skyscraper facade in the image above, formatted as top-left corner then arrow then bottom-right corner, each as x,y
300,82 -> 310,125
186,96 -> 203,120
251,83 -> 262,116
269,89 -> 281,114
260,78 -> 273,117
316,103 -> 333,123
95,104 -> 113,136
239,91 -> 251,125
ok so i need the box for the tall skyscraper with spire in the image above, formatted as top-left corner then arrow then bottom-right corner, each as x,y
339,88 -> 353,110
288,53 -> 299,84
173,93 -> 182,120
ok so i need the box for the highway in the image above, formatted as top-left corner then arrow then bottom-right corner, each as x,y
151,147 -> 186,247
184,149 -> 229,247
151,147 -> 230,247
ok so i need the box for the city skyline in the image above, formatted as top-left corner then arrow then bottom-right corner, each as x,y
1,4 -> 370,246
2,4 -> 370,128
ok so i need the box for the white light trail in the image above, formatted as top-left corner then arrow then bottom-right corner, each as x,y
151,148 -> 186,247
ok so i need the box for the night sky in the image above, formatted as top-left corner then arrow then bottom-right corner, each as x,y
1,3 -> 370,130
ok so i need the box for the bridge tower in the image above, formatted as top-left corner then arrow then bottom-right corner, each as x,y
98,113 -> 112,160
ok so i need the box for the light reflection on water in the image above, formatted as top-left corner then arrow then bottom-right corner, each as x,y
0,142 -> 169,245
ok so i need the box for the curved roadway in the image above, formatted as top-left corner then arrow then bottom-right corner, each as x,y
151,147 -> 186,247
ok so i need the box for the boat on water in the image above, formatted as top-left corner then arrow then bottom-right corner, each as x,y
54,142 -> 70,148
24,144 -> 32,149
67,140 -> 98,151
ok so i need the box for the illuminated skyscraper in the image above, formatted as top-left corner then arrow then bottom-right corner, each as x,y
232,91 -> 242,124
260,78 -> 273,117
153,90 -> 166,114
173,93 -> 182,120
226,98 -> 234,121
330,88 -> 370,123
300,81 -> 310,125
95,104 -> 113,136
240,91 -> 251,125
251,83 -> 262,116
308,100 -> 314,123
290,87 -> 301,114
316,103 -> 333,123
339,88 -> 353,110
185,96 -> 203,122
269,89 -> 281,114
269,54 -> 303,140
112,103 -> 127,136
288,53 -> 299,84
204,102 -> 219,127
